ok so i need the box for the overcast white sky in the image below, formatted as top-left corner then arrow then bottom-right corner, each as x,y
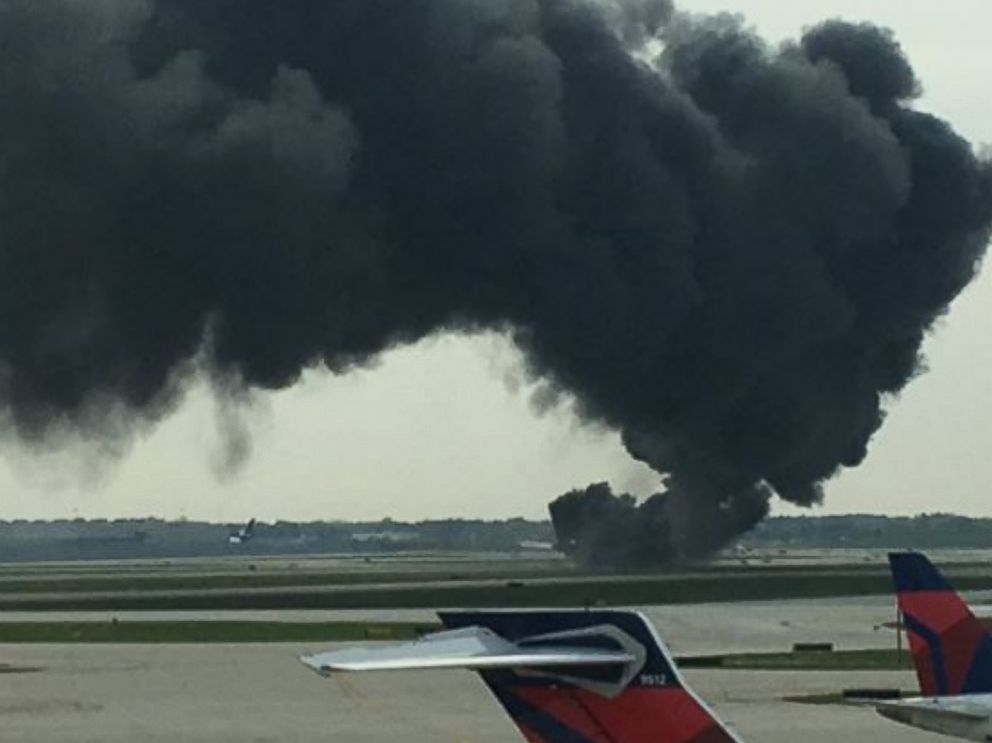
2,0 -> 991,522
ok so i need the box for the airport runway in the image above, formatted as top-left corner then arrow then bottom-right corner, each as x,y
0,592 -> 931,653
0,555 -> 975,741
0,643 -> 945,742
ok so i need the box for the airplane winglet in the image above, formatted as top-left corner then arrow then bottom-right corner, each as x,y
299,626 -> 635,675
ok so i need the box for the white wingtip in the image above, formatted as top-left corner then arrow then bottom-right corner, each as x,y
298,654 -> 332,677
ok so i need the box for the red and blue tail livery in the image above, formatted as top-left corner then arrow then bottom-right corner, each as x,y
440,611 -> 739,743
301,609 -> 741,743
889,551 -> 992,697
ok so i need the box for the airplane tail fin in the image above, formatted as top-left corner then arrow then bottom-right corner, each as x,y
889,552 -> 992,696
439,610 -> 740,743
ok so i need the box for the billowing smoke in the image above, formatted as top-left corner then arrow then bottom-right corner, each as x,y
551,481 -> 771,567
1,1 -> 991,564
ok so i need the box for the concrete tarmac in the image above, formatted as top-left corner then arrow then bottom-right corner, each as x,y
0,592 -> 937,653
0,590 -> 967,741
0,643 -> 946,742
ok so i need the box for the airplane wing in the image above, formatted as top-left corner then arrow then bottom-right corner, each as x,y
300,626 -> 635,675
300,610 -> 743,743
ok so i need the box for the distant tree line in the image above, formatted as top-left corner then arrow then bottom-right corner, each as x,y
0,513 -> 988,562
741,513 -> 992,550
0,517 -> 555,562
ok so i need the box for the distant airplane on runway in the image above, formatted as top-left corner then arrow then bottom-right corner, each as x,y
228,518 -> 256,545
300,609 -> 742,742
877,551 -> 992,741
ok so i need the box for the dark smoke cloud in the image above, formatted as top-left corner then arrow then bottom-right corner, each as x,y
1,1 -> 990,564
550,480 -> 770,567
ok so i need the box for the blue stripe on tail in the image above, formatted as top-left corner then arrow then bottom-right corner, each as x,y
889,552 -> 954,593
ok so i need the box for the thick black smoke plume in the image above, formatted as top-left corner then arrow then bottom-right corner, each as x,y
1,1 -> 991,564
551,481 -> 771,567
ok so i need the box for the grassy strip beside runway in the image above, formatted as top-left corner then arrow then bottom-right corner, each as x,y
679,648 -> 911,671
3,568 -> 992,610
1,559 -> 989,597
0,621 -> 439,643
0,624 -> 914,672
0,567 -> 575,594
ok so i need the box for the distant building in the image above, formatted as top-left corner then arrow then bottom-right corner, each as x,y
350,531 -> 418,544
518,540 -> 556,552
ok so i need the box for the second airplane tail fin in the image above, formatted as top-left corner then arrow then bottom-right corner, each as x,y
889,551 -> 992,696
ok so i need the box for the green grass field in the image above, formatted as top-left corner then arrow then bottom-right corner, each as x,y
0,551 -> 988,612
2,567 -> 991,611
678,648 -> 912,671
5,558 -> 988,586
0,621 -> 439,643
0,567 -> 576,595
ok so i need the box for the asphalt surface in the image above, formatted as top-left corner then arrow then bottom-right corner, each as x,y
0,643 -> 945,742
0,550 -> 979,741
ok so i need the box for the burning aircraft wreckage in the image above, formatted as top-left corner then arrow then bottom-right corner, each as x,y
1,0 -> 990,567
